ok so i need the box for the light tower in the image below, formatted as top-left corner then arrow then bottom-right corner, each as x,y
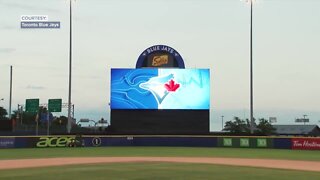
242,0 -> 256,134
67,0 -> 75,133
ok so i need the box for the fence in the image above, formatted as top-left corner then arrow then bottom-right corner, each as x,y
0,135 -> 319,150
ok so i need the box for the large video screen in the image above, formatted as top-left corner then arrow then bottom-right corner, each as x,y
111,68 -> 210,110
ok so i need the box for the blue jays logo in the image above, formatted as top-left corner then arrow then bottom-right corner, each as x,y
139,74 -> 180,105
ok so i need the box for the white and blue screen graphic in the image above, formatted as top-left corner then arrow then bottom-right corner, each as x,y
111,68 -> 210,110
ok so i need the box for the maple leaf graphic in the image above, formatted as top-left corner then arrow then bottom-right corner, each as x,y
164,79 -> 180,92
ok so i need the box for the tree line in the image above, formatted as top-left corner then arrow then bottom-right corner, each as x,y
0,106 -> 68,126
2,105 -> 276,135
223,117 -> 275,135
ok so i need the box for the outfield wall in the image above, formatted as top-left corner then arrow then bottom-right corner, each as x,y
0,136 -> 319,150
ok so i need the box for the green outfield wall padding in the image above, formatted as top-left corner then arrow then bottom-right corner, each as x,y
218,137 -> 274,148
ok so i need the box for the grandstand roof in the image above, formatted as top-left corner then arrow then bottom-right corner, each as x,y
273,125 -> 320,136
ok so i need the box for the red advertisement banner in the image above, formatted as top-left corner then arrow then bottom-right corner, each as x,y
292,138 -> 320,150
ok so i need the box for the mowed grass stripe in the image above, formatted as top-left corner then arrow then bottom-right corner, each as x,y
0,162 -> 319,180
0,147 -> 319,161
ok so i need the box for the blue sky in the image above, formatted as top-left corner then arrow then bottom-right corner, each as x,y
0,0 -> 319,131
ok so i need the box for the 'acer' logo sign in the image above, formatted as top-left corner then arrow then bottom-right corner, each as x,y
36,137 -> 73,148
292,138 -> 320,150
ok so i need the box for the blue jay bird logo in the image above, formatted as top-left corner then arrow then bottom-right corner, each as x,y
139,74 -> 180,105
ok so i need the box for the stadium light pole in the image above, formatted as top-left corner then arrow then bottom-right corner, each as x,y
9,65 -> 12,119
221,115 -> 224,131
67,0 -> 74,133
242,0 -> 255,134
249,0 -> 255,134
303,114 -> 307,125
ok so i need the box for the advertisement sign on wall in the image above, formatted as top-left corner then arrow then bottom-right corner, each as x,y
223,138 -> 232,147
36,136 -> 74,148
257,139 -> 268,148
240,138 -> 250,147
292,138 -> 320,150
0,137 -> 15,148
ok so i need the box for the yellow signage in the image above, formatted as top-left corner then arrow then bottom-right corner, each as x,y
152,55 -> 169,66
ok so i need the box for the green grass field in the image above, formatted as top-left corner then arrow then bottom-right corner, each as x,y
0,147 -> 319,161
0,147 -> 319,179
0,162 -> 320,180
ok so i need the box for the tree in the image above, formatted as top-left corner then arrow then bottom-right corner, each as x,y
52,116 -> 68,126
0,106 -> 8,120
12,109 -> 37,125
224,116 -> 275,135
224,117 -> 250,134
256,118 -> 275,135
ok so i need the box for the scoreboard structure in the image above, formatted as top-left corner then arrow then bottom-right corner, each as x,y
110,45 -> 210,134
